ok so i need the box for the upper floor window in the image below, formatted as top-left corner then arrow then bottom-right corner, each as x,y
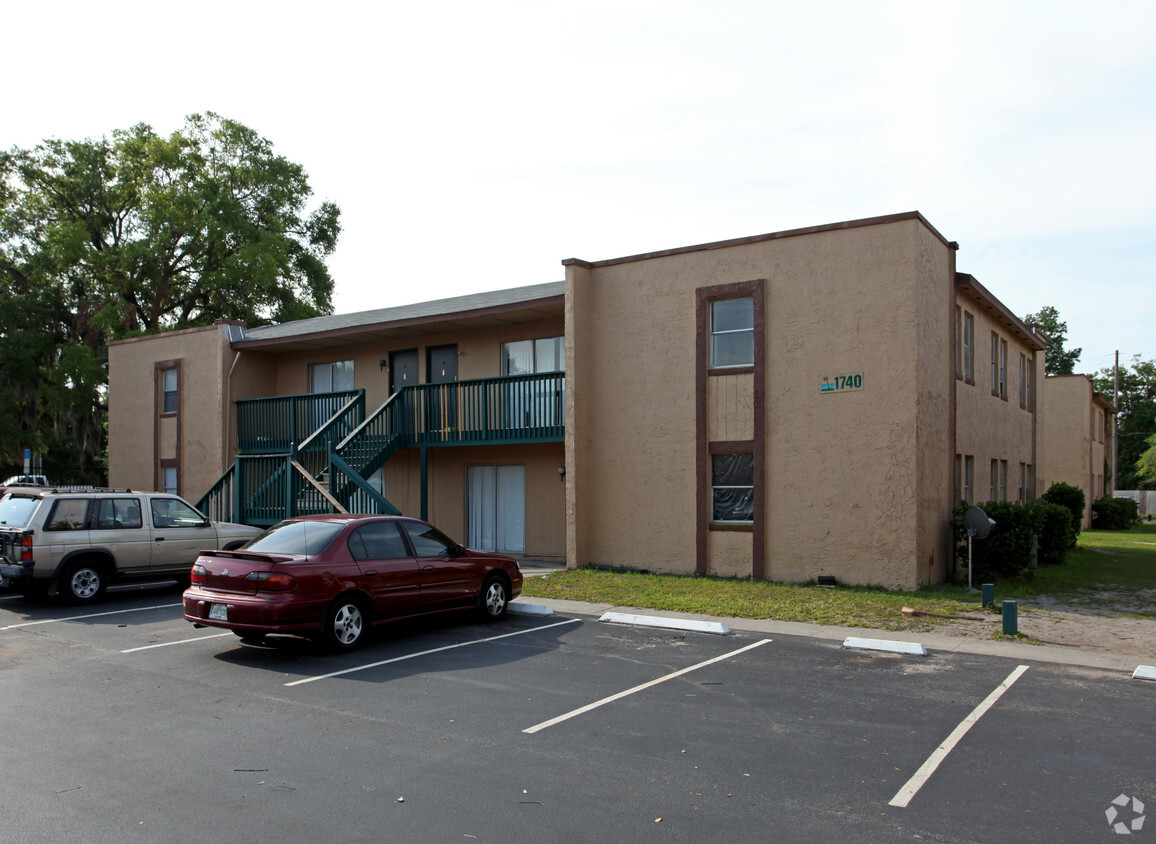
962,312 -> 974,382
162,367 -> 179,414
308,360 -> 354,394
710,297 -> 754,369
501,336 -> 564,375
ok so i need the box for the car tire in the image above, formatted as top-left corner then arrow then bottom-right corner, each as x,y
59,560 -> 107,604
477,575 -> 509,621
320,596 -> 369,651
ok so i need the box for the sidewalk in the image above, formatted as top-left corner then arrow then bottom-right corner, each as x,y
513,562 -> 1152,675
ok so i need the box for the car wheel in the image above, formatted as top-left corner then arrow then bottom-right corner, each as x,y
321,596 -> 369,650
477,575 -> 509,621
60,560 -> 106,604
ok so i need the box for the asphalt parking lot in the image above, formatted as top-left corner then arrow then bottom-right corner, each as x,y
1,583 -> 1153,843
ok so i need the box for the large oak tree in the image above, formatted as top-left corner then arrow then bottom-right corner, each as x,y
0,113 -> 340,477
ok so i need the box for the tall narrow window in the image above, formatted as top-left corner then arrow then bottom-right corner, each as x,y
162,368 -> 179,414
955,306 -> 962,379
710,297 -> 754,368
963,312 -> 974,382
963,455 -> 974,504
163,466 -> 178,495
1000,460 -> 1008,500
999,339 -> 1008,399
1019,354 -> 1027,408
990,459 -> 998,501
711,453 -> 754,522
1019,463 -> 1027,503
991,334 -> 999,394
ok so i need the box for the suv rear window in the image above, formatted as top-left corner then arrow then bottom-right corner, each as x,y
46,499 -> 90,532
0,495 -> 41,528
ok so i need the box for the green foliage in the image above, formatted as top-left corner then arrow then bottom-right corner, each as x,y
0,114 -> 340,467
1091,496 -> 1139,530
952,500 -> 1042,583
1093,355 -> 1156,490
1024,305 -> 1081,376
1041,482 -> 1085,546
1026,499 -> 1073,565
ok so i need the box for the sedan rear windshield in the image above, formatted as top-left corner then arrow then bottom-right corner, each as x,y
0,495 -> 42,528
242,520 -> 346,555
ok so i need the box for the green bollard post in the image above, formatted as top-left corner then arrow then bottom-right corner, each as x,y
981,583 -> 994,609
1002,600 -> 1018,636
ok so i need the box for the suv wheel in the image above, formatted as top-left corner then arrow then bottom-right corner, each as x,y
60,561 -> 107,604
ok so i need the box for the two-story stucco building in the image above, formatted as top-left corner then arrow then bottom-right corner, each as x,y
107,211 -> 1107,589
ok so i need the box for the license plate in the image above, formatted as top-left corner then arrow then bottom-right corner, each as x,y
209,603 -> 228,620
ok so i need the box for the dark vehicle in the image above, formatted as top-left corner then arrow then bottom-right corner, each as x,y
183,515 -> 523,650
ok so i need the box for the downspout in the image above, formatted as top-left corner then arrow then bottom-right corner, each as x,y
226,350 -> 242,473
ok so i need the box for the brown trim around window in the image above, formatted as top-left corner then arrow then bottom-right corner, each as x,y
696,280 -> 766,579
154,359 -> 182,495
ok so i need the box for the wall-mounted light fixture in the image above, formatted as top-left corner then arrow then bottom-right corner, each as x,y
379,359 -> 387,371
557,465 -> 566,482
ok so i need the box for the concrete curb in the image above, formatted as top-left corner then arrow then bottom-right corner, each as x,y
508,602 -> 554,617
599,611 -> 731,636
843,636 -> 928,656
1133,665 -> 1156,681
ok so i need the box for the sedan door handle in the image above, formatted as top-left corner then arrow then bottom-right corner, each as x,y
424,565 -> 436,572
365,570 -> 378,576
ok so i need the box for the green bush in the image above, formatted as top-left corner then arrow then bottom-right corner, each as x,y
1091,496 -> 1140,530
1041,482 -> 1085,546
1027,499 -> 1073,565
952,500 -> 1041,583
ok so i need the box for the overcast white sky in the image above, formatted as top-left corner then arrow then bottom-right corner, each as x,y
8,0 -> 1153,373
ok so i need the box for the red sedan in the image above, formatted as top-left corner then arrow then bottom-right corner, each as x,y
182,515 -> 522,650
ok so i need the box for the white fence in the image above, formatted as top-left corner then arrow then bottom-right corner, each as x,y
1114,490 -> 1156,517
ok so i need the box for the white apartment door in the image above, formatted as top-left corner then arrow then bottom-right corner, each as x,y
467,465 -> 525,554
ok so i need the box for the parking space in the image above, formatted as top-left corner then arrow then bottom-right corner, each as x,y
1,590 -> 1152,842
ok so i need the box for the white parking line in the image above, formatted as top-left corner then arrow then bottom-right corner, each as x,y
0,603 -> 181,630
285,618 -> 582,687
522,638 -> 772,734
121,633 -> 234,652
889,664 -> 1030,808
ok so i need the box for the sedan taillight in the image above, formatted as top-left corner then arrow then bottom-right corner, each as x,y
190,564 -> 207,585
245,571 -> 296,592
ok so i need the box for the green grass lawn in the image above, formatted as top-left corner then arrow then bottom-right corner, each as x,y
520,523 -> 1156,631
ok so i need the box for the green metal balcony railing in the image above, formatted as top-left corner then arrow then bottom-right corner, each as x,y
236,390 -> 364,454
198,374 -> 564,525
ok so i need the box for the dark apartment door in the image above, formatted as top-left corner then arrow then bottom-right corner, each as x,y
426,345 -> 458,435
389,349 -> 418,395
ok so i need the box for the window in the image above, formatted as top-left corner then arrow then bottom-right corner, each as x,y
308,360 -> 355,393
955,454 -> 962,503
46,498 -> 90,532
1000,460 -> 1008,501
163,466 -> 178,495
95,498 -> 143,530
710,297 -> 754,369
150,497 -> 205,529
348,521 -> 410,560
711,453 -> 754,522
1025,358 -> 1032,411
999,339 -> 1008,399
963,456 -> 974,504
501,336 -> 564,375
955,307 -> 962,379
161,367 -> 178,414
1019,354 -> 1027,408
962,313 -> 974,382
1019,463 -> 1027,503
990,459 -> 998,502
400,521 -> 458,557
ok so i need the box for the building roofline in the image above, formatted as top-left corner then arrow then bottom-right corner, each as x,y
562,211 -> 953,269
107,320 -> 243,348
955,273 -> 1045,352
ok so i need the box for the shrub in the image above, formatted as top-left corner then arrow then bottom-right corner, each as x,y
1027,499 -> 1073,566
952,500 -> 1041,584
1041,482 -> 1085,546
1091,496 -> 1140,530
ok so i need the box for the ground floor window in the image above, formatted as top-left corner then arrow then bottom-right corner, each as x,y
711,453 -> 754,522
467,465 -> 525,553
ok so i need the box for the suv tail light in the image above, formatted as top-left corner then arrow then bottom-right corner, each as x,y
190,564 -> 207,585
245,571 -> 296,592
19,535 -> 32,562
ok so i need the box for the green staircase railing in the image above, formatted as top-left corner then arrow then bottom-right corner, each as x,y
198,373 -> 564,526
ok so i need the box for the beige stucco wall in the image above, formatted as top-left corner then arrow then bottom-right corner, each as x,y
566,217 -> 957,588
1039,375 -> 1109,527
953,297 -> 1040,506
108,323 -> 235,499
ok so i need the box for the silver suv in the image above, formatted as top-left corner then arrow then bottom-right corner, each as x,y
0,489 -> 261,603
